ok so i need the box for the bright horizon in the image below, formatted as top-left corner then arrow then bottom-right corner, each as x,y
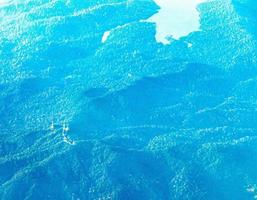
0,0 -> 8,5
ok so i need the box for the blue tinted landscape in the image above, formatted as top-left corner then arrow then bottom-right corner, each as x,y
1,0 -> 257,199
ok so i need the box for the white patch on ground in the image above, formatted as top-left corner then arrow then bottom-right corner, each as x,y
186,42 -> 193,48
147,0 -> 206,45
101,31 -> 111,43
247,186 -> 256,193
101,23 -> 131,44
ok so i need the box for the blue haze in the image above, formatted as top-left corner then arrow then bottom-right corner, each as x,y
1,0 -> 257,199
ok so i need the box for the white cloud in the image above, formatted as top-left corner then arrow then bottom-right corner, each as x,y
147,0 -> 206,45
